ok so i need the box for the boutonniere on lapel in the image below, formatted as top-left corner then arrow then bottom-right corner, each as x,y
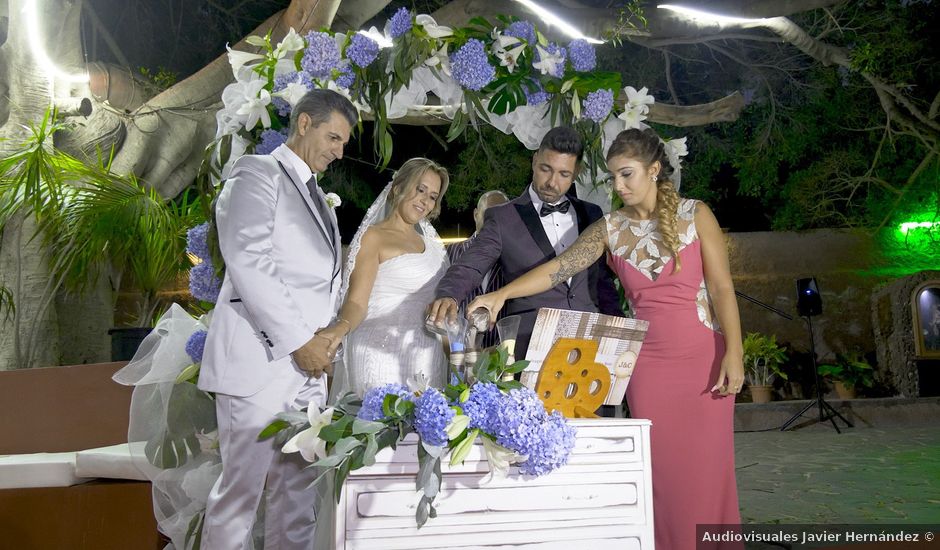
324,193 -> 342,209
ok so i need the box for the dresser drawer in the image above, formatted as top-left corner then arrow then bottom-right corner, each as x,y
344,469 -> 647,533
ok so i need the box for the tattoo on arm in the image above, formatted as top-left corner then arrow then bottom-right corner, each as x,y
549,221 -> 607,287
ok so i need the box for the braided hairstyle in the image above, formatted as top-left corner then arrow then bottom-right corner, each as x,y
606,128 -> 683,273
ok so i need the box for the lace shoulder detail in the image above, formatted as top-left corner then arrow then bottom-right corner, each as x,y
605,198 -> 701,281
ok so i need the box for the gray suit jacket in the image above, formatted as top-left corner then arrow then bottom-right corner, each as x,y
198,149 -> 341,398
436,191 -> 622,357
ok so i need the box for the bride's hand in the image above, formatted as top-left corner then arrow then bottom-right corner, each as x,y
316,322 -> 348,359
467,292 -> 507,328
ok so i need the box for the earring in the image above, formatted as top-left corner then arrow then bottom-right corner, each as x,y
651,174 -> 658,183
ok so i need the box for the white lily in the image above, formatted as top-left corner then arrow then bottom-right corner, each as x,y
325,80 -> 371,115
424,42 -> 451,76
664,136 -> 688,160
273,78 -> 311,108
282,406 -> 336,462
617,107 -> 647,130
532,44 -> 565,77
274,28 -> 305,59
495,42 -> 526,72
226,45 -> 264,79
416,14 -> 453,38
445,414 -> 471,440
623,85 -> 655,114
480,437 -> 526,484
235,78 -> 272,130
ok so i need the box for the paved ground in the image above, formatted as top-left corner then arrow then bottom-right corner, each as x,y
735,424 -> 940,525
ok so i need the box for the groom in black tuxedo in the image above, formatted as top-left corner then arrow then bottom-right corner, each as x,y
429,126 -> 622,358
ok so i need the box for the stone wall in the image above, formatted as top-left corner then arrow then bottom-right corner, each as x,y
728,229 -> 886,353
870,271 -> 940,397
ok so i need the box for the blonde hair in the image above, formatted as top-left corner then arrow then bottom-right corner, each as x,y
386,157 -> 450,221
606,128 -> 682,273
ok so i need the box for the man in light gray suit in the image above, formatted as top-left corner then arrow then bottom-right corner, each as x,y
198,89 -> 357,549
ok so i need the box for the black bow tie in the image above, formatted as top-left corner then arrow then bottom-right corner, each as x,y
539,200 -> 571,217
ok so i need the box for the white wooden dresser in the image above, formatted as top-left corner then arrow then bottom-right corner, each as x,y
332,418 -> 654,550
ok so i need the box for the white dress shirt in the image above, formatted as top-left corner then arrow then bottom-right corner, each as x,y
528,185 -> 578,254
271,144 -> 313,185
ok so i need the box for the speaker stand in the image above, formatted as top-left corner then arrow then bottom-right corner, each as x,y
780,316 -> 853,433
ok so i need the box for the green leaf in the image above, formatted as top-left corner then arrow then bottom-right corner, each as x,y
459,387 -> 470,403
362,433 -> 379,467
352,418 -> 385,436
449,428 -> 479,466
318,415 -> 354,443
504,359 -> 530,374
312,453 -> 346,469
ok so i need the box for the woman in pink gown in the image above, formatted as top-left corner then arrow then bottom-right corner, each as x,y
469,127 -> 745,550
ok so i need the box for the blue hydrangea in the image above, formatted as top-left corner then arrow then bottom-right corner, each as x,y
582,88 -> 614,123
189,262 -> 221,303
389,7 -> 412,38
335,65 -> 355,89
491,387 -> 546,455
302,31 -> 341,79
272,72 -> 313,116
567,39 -> 596,72
346,33 -> 379,68
186,222 -> 211,261
256,128 -> 288,155
185,330 -> 208,364
358,383 -> 413,421
413,388 -> 454,447
523,79 -> 550,106
517,411 -> 577,476
505,20 -> 536,45
536,43 -> 567,78
461,382 -> 504,433
450,39 -> 496,91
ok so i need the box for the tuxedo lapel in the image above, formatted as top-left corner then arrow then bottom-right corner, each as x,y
275,161 -> 336,256
572,198 -> 591,234
514,196 -> 556,260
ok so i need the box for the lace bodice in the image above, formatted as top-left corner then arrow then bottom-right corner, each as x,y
605,198 -> 720,332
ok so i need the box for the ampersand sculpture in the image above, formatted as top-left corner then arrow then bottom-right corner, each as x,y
534,338 -> 609,418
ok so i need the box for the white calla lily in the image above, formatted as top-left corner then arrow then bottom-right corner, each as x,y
282,406 -> 336,463
416,14 -> 453,38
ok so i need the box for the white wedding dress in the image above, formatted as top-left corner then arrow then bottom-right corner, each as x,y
344,232 -> 448,395
330,182 -> 449,399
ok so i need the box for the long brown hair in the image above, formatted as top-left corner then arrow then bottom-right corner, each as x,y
606,128 -> 682,272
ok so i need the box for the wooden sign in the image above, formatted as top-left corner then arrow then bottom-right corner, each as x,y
535,338 -> 609,418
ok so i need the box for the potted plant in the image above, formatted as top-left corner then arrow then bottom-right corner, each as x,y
817,353 -> 875,399
742,332 -> 789,403
0,108 -> 202,364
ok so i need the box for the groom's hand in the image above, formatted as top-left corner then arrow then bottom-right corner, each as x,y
292,335 -> 334,378
427,297 -> 458,326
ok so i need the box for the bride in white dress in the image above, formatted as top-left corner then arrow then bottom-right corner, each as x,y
318,157 -> 450,397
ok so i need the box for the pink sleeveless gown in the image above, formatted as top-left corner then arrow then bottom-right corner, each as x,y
605,200 -> 741,550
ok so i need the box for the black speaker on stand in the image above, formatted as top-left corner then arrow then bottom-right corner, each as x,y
780,277 -> 853,432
